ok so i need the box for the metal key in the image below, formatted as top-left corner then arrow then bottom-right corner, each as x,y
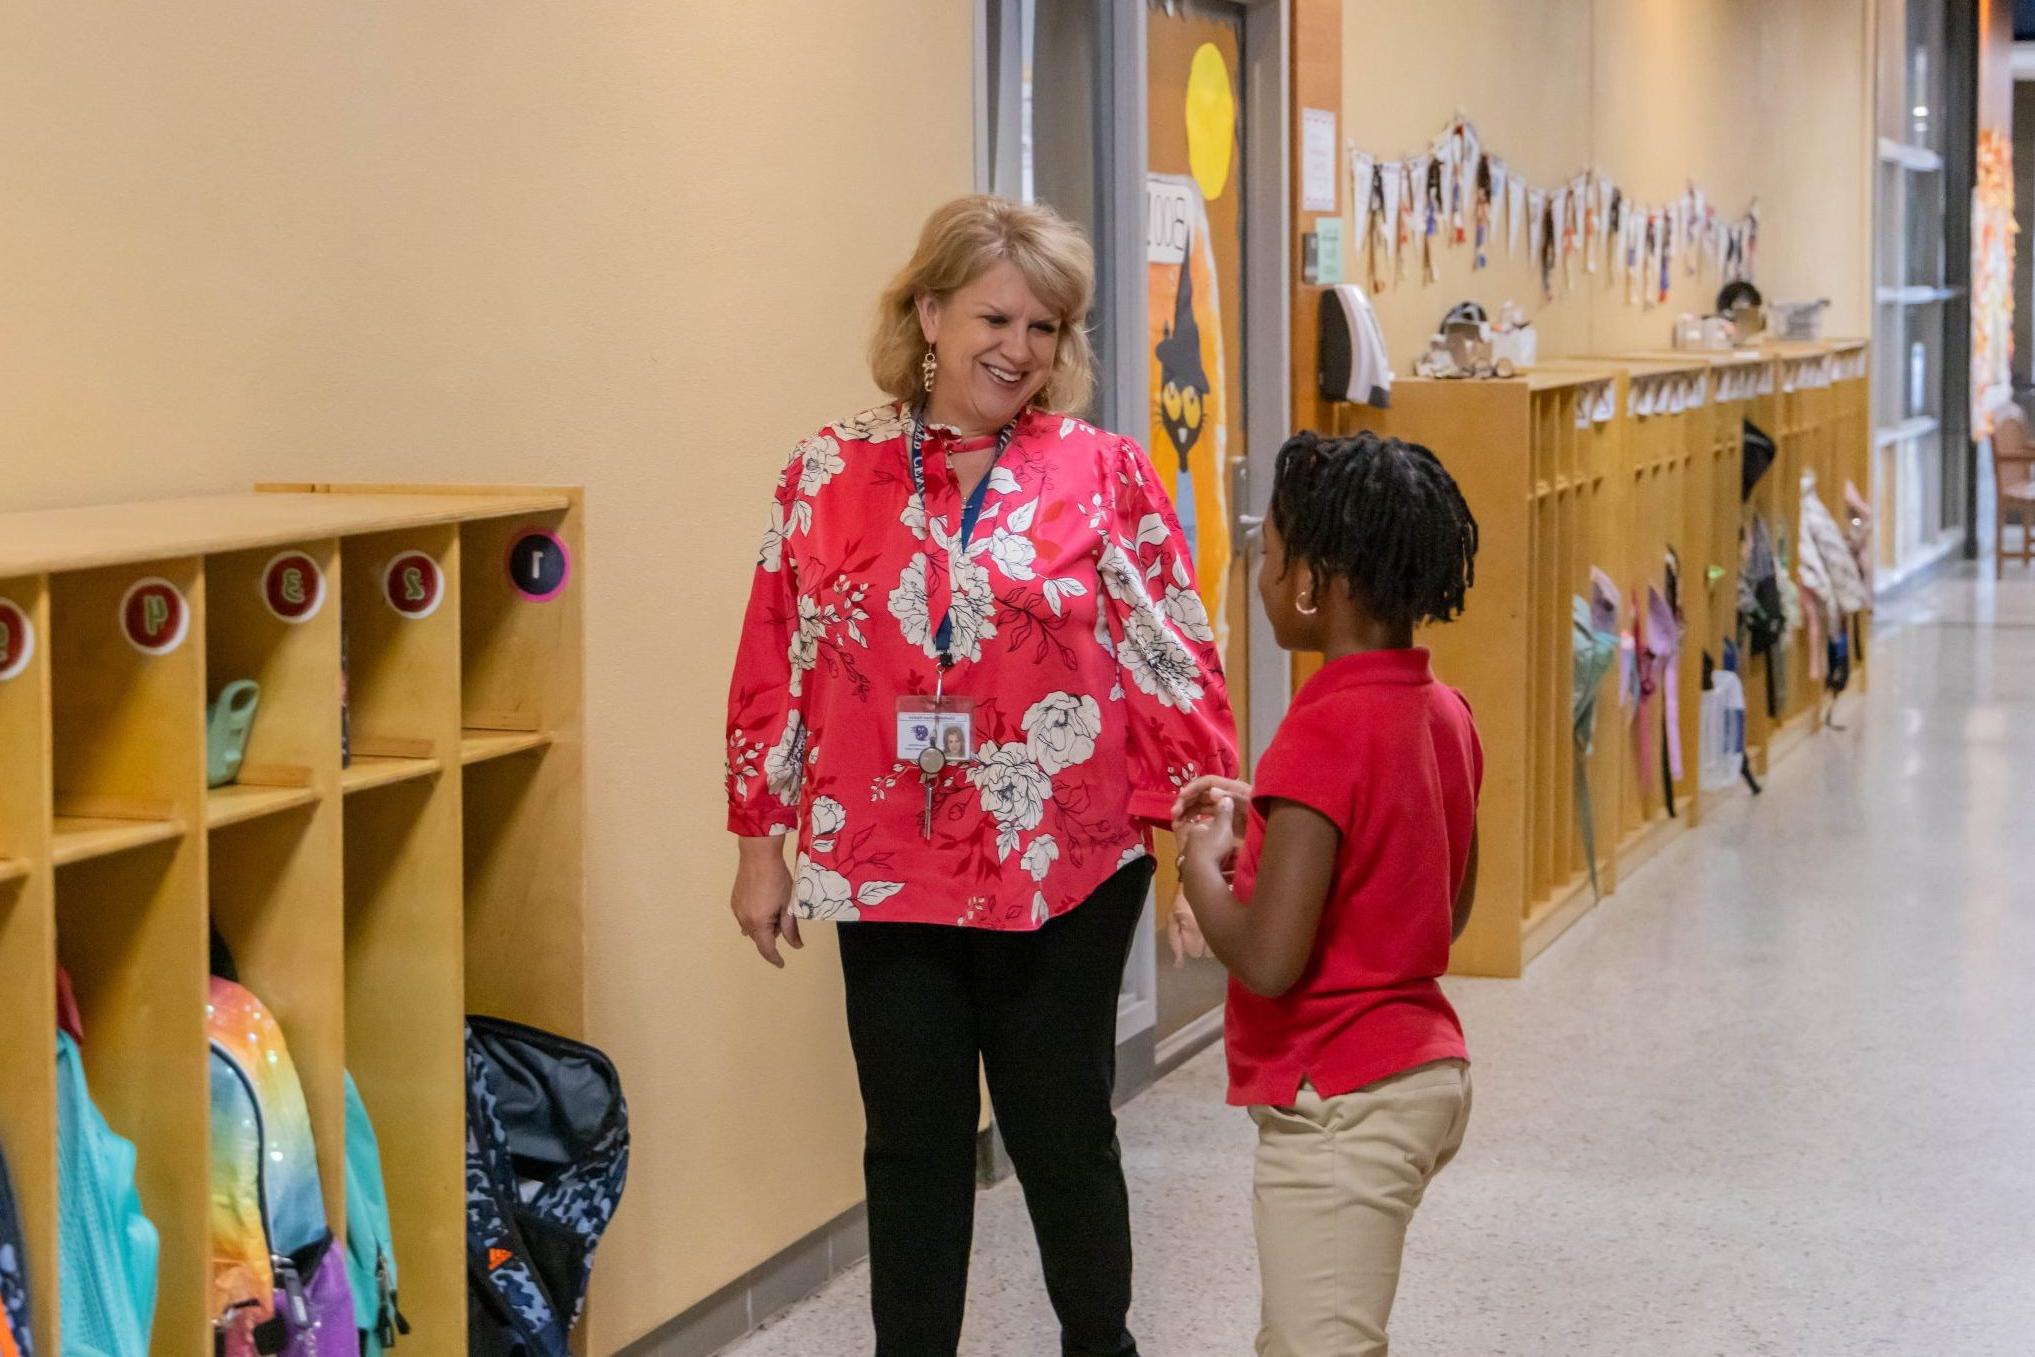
918,745 -> 946,839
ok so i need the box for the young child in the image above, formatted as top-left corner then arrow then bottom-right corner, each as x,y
1172,429 -> 1483,1357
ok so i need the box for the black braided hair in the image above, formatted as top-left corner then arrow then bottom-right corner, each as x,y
1269,430 -> 1479,632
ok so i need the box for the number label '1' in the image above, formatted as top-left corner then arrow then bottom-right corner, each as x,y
506,529 -> 570,603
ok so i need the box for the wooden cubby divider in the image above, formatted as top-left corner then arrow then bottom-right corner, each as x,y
1311,341 -> 1869,977
0,486 -> 583,1356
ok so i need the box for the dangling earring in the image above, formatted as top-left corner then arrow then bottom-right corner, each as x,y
1297,593 -> 1319,617
922,349 -> 938,393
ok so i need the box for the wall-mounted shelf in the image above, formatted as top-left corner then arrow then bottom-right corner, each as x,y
0,484 -> 585,1356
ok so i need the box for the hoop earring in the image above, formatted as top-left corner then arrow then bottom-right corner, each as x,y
1296,594 -> 1319,617
922,349 -> 938,393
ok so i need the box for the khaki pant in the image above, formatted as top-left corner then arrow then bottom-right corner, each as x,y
1250,1060 -> 1472,1356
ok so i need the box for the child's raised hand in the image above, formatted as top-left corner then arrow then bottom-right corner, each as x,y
1177,792 -> 1239,870
1172,776 -> 1253,838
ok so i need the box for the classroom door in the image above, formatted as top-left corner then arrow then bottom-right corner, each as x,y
1147,0 -> 1251,1049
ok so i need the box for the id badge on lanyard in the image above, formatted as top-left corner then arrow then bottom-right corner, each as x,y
902,403 -> 1018,838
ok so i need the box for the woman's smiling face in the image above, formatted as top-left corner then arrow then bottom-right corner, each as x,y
917,260 -> 1062,431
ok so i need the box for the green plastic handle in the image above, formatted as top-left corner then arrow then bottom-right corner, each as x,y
207,679 -> 261,788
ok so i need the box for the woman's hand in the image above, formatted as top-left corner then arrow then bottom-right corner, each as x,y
1167,889 -> 1210,965
731,836 -> 801,968
1172,776 -> 1253,839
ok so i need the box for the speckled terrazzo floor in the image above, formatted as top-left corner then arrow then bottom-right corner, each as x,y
721,568 -> 2035,1356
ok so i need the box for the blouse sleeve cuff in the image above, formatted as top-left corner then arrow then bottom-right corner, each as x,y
1128,786 -> 1178,828
727,809 -> 797,838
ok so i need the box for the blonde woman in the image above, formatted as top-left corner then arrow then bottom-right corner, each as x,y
725,195 -> 1238,1355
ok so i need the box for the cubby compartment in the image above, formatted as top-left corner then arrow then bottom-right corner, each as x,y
49,560 -> 203,867
458,501 -> 585,1037
202,541 -> 340,830
1542,357 -> 1707,873
56,843 -> 212,1355
340,526 -> 460,794
345,777 -> 468,1351
209,807 -> 347,1231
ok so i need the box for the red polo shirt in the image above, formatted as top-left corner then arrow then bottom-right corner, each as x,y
1226,647 -> 1482,1107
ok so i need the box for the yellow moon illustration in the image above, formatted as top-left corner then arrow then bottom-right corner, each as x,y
1185,43 -> 1236,202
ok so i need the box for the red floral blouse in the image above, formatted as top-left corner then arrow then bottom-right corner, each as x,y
726,402 -> 1239,930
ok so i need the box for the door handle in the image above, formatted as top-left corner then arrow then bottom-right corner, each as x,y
1231,460 -> 1264,552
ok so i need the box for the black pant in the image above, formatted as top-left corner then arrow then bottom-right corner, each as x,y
839,858 -> 1154,1357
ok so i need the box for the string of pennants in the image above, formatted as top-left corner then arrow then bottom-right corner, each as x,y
1348,111 -> 1760,306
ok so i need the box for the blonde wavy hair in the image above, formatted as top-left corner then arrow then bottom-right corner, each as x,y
871,195 -> 1096,415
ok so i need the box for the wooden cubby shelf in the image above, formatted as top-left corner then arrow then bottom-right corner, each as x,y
51,815 -> 187,867
203,782 -> 321,830
0,484 -> 585,1357
341,754 -> 446,794
460,729 -> 554,765
1313,341 -> 1869,978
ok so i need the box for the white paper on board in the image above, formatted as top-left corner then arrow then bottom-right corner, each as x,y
1509,178 -> 1528,257
1302,109 -> 1337,212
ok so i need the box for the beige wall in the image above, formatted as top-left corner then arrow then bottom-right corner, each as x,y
2,2 -> 974,1349
1340,2 -> 1597,363
1339,0 -> 1876,368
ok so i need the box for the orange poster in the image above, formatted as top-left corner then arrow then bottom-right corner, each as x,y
1147,172 -> 1230,652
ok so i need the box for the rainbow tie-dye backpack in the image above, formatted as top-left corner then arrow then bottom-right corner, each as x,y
208,975 -> 353,1355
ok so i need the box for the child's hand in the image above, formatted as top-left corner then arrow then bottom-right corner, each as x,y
1172,776 -> 1252,838
1177,792 -> 1239,872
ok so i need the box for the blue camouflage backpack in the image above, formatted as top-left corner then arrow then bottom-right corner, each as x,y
464,1017 -> 628,1357
1,1137 -> 33,1357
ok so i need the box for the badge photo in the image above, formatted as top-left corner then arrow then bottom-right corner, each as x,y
120,577 -> 190,656
382,551 -> 445,620
0,597 -> 34,682
259,551 -> 326,624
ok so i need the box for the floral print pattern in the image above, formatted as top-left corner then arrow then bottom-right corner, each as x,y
726,403 -> 1237,929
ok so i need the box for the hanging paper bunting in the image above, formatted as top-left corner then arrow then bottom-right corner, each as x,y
1509,176 -> 1528,259
1458,121 -> 1480,246
1336,111 -> 1762,310
1392,159 -> 1414,284
1687,186 -> 1705,276
1491,159 -> 1509,252
1420,154 -> 1443,283
1350,151 -> 1375,254
1474,154 -> 1493,271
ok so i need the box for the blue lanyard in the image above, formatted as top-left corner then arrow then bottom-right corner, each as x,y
908,405 -> 1020,666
